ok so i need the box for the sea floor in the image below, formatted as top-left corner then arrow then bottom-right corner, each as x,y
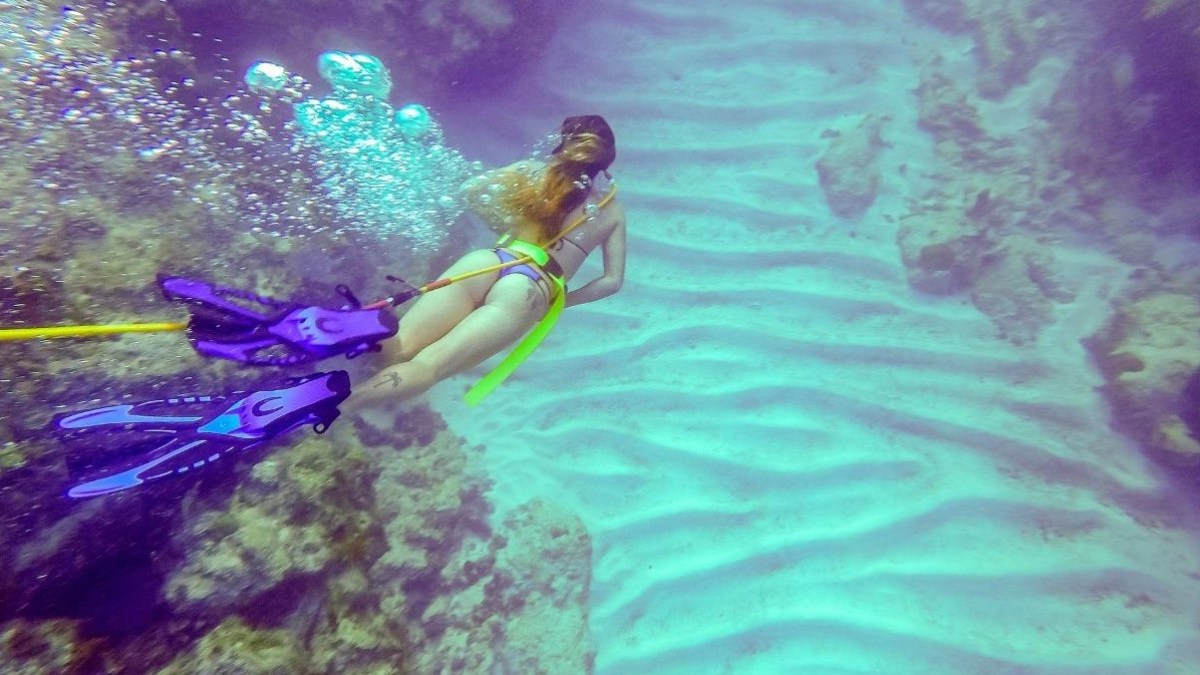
431,0 -> 1200,673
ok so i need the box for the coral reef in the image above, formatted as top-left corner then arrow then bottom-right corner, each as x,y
1043,0 -> 1200,203
896,204 -> 987,296
366,423 -> 595,674
1086,289 -> 1200,466
0,618 -> 109,674
815,114 -> 888,219
0,1 -> 465,443
1,404 -> 595,674
897,65 -> 1077,344
156,618 -> 312,675
901,0 -> 1053,99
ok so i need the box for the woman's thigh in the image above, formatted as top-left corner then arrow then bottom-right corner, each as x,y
383,249 -> 500,362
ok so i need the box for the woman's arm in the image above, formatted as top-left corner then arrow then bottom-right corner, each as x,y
566,209 -> 626,308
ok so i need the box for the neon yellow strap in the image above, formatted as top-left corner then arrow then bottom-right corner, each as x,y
464,278 -> 565,406
503,239 -> 550,267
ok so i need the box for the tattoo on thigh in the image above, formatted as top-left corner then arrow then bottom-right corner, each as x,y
372,372 -> 402,389
526,285 -> 542,310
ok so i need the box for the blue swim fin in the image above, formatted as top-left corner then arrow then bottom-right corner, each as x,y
56,371 -> 351,498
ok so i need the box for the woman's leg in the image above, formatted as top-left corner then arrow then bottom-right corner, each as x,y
356,274 -> 548,406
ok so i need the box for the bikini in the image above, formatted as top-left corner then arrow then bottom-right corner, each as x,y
493,247 -> 558,300
463,184 -> 617,406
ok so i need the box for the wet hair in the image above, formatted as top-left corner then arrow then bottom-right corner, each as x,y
503,115 -> 616,242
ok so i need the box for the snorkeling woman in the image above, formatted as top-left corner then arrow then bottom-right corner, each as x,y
355,115 -> 627,407
48,116 -> 625,497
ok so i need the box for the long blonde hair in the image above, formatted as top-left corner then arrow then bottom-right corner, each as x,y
502,130 -> 615,243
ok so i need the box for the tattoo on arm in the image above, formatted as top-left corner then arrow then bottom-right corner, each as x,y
372,372 -> 402,389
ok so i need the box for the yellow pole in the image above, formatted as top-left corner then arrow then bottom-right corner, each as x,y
0,322 -> 187,341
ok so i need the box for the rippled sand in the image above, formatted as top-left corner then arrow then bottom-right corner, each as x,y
436,1 -> 1200,672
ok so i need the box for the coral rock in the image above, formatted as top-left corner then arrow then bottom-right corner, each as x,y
815,114 -> 888,218
1086,291 -> 1200,466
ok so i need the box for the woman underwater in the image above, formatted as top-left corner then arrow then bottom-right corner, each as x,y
355,114 -> 627,407
51,116 -> 625,498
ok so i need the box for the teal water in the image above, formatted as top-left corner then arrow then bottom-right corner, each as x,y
2,0 -> 1200,673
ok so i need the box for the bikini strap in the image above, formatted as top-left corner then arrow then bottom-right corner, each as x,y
545,182 -> 618,249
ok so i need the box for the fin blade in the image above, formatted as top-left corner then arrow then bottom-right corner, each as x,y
66,438 -> 243,498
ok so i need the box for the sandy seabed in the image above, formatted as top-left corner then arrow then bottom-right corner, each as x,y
433,1 -> 1200,672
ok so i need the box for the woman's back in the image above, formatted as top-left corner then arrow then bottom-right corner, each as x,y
545,179 -> 624,282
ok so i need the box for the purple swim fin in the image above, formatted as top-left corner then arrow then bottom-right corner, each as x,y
57,371 -> 352,498
159,275 -> 399,366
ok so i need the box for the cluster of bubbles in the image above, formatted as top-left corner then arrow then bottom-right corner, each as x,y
0,1 -> 475,268
0,3 -> 237,263
243,52 -> 475,247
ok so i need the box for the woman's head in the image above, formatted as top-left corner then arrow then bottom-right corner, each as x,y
551,115 -> 617,178
503,114 -> 617,242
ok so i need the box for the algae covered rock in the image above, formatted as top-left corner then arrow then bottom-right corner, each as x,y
1086,290 -> 1200,466
896,208 -> 987,295
969,248 -> 1051,347
157,617 -> 313,675
970,235 -> 1074,346
492,499 -> 594,674
815,114 -> 888,219
902,0 -> 1050,99
0,618 -> 109,675
163,432 -> 386,618
365,427 -> 595,675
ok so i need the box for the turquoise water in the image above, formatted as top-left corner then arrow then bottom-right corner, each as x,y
2,1 -> 1200,673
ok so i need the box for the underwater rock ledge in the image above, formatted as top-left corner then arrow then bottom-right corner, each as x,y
1085,288 -> 1200,468
1,405 -> 595,674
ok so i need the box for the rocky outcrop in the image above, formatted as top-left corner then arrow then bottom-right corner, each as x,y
1086,290 -> 1200,467
901,0 -> 1054,99
363,421 -> 594,675
0,618 -> 109,675
1,403 -> 595,674
897,206 -> 989,296
0,5 -> 594,672
897,187 -> 1073,345
816,115 -> 888,219
1042,0 -> 1200,202
897,60 -> 1083,345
